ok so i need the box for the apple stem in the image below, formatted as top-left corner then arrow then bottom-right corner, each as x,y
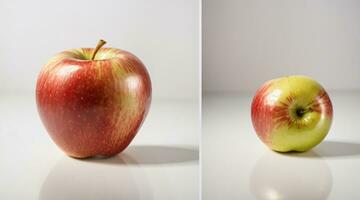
91,39 -> 107,60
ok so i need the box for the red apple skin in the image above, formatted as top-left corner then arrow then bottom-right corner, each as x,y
36,48 -> 151,158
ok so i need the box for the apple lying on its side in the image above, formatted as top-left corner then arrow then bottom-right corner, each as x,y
251,75 -> 333,152
36,40 -> 151,158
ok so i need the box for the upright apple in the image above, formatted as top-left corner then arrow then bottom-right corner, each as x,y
36,40 -> 151,158
251,75 -> 333,152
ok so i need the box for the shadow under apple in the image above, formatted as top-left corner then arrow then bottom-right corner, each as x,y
81,145 -> 199,165
250,150 -> 333,200
283,141 -> 360,158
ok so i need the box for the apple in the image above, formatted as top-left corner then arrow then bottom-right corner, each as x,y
36,40 -> 151,158
251,75 -> 333,152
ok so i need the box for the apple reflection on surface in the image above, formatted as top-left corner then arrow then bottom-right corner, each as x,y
250,150 -> 332,200
40,154 -> 152,200
39,145 -> 198,200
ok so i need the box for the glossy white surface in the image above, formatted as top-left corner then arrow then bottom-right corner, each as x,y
0,94 -> 199,200
203,91 -> 360,200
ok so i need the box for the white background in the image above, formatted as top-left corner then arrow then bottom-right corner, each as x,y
0,0 -> 199,100
203,0 -> 360,92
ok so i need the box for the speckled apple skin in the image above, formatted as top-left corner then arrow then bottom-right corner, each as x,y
36,48 -> 151,158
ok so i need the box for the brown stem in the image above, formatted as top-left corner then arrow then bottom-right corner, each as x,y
91,39 -> 107,60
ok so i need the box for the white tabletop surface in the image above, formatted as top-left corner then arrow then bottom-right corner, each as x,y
0,93 -> 199,200
203,91 -> 360,200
